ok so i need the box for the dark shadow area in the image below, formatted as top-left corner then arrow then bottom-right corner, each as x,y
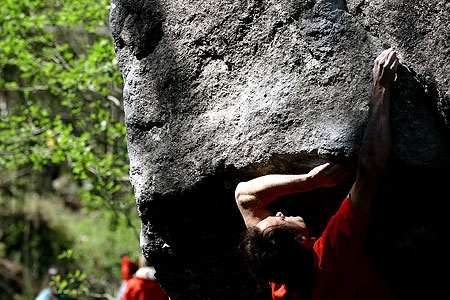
140,168 -> 264,300
366,63 -> 450,300
140,158 -> 356,300
368,164 -> 450,300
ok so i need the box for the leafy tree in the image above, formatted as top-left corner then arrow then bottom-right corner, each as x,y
0,0 -> 140,298
0,0 -> 132,215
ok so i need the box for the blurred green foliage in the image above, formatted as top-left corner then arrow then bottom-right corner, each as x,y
0,0 -> 129,211
0,0 -> 141,299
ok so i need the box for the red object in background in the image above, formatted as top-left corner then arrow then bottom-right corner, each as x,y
121,255 -> 139,280
122,276 -> 169,300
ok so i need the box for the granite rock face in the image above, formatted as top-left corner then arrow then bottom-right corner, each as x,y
109,0 -> 450,299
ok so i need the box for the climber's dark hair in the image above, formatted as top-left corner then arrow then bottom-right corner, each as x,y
238,225 -> 315,296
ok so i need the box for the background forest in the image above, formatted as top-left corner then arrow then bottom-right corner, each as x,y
0,1 -> 142,299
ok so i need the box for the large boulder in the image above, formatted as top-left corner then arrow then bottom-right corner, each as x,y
109,0 -> 450,299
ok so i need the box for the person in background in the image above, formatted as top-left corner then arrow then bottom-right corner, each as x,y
116,254 -> 139,300
235,48 -> 399,299
35,267 -> 59,300
122,254 -> 170,300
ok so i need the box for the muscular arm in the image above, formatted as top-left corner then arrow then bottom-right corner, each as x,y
236,163 -> 348,227
350,49 -> 399,215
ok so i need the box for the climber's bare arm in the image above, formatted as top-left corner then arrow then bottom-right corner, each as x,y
236,163 -> 348,227
350,48 -> 399,215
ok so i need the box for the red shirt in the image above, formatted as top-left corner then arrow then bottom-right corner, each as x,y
271,197 -> 397,300
122,275 -> 169,300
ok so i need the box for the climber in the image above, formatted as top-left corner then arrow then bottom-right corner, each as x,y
235,48 -> 399,300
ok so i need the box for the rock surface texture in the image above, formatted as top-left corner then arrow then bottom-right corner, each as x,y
109,0 -> 450,299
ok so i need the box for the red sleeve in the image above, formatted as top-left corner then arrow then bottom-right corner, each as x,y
123,277 -> 169,300
312,197 -> 398,299
313,197 -> 371,269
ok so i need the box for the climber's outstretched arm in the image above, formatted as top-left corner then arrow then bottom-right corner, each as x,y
350,48 -> 399,215
235,163 -> 348,228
